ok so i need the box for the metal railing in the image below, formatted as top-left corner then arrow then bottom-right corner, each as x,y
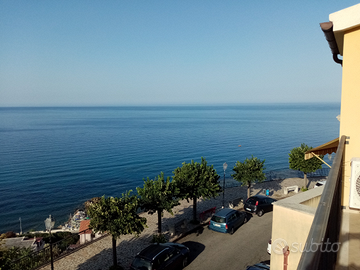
10,230 -> 108,270
10,233 -> 79,270
297,135 -> 346,270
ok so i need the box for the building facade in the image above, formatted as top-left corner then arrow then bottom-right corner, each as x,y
270,3 -> 360,270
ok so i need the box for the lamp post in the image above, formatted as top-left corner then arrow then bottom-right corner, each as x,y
222,162 -> 228,208
19,217 -> 22,235
45,215 -> 55,270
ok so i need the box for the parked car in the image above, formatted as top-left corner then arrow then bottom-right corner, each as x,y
246,262 -> 270,270
314,180 -> 327,188
208,208 -> 247,234
267,239 -> 271,255
244,195 -> 277,217
130,242 -> 190,270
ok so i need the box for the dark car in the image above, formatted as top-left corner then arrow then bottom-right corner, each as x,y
244,195 -> 277,217
246,262 -> 270,270
208,208 -> 247,234
130,242 -> 190,270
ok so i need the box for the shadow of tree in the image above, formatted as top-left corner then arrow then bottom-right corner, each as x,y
253,179 -> 283,197
307,176 -> 327,189
75,245 -> 112,270
149,203 -> 195,240
75,237 -> 149,270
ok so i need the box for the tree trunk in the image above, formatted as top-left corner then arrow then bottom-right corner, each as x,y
193,197 -> 197,222
157,209 -> 162,234
304,173 -> 308,188
112,236 -> 117,267
247,182 -> 251,199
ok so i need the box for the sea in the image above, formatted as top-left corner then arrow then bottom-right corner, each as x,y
0,103 -> 340,233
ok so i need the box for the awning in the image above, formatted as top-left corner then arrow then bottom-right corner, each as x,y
304,138 -> 339,160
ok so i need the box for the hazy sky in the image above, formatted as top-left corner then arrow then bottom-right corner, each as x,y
0,1 -> 358,106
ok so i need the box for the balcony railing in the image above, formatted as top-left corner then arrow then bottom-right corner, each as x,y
297,135 -> 346,270
10,230 -> 107,270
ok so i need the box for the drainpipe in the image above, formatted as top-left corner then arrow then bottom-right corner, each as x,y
320,22 -> 343,66
283,246 -> 290,270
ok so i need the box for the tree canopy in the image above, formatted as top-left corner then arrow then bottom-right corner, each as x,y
289,143 -> 324,187
88,191 -> 146,267
136,172 -> 179,234
231,155 -> 266,199
0,245 -> 33,270
172,157 -> 221,222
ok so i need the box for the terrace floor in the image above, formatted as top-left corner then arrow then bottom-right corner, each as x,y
336,208 -> 360,270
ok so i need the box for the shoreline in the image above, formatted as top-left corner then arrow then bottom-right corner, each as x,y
22,175 -> 326,236
3,167 -> 329,235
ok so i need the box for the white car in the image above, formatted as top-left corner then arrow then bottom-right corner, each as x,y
314,180 -> 327,188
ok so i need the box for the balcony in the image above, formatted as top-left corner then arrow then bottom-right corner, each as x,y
297,135 -> 351,269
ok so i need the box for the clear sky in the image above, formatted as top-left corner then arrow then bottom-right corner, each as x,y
0,1 -> 358,106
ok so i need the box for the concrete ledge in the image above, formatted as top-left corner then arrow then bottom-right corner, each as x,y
274,186 -> 324,215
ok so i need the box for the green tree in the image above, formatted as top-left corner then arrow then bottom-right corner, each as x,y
88,191 -> 146,268
289,143 -> 324,187
231,155 -> 266,199
0,245 -> 33,270
172,157 -> 221,223
136,172 -> 179,234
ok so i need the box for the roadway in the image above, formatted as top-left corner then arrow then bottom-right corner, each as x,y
177,211 -> 272,270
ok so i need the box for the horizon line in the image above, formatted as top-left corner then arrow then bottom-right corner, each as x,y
0,101 -> 341,108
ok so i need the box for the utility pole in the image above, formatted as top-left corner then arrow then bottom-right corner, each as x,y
19,217 -> 22,235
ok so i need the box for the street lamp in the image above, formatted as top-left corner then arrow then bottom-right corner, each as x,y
45,215 -> 55,270
19,217 -> 22,235
222,162 -> 228,208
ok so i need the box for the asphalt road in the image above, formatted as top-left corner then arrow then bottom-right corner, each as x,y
176,211 -> 273,270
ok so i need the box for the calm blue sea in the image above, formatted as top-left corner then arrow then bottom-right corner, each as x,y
0,104 -> 340,233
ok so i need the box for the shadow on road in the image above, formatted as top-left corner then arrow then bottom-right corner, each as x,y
181,241 -> 205,265
195,226 -> 204,236
245,212 -> 254,222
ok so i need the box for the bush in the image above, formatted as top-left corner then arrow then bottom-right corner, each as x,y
4,231 -> 16,238
301,186 -> 308,192
151,234 -> 167,243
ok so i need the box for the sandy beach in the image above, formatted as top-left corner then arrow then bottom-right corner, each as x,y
41,176 -> 326,270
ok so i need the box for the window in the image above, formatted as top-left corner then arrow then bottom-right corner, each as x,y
164,252 -> 174,262
211,215 -> 225,223
246,198 -> 256,205
131,257 -> 152,270
154,250 -> 169,268
266,198 -> 275,204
